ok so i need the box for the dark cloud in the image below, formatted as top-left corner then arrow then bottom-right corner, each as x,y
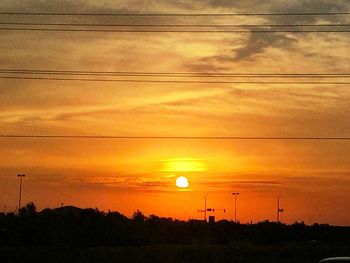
0,0 -> 128,13
0,0 -> 192,25
187,31 -> 298,66
187,58 -> 230,72
232,32 -> 298,61
2,0 -> 348,67
207,0 -> 272,11
269,0 -> 350,24
188,0 -> 350,64
207,0 -> 350,19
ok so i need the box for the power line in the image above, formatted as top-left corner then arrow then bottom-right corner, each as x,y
1,27 -> 349,33
2,74 -> 350,79
1,76 -> 349,84
2,69 -> 349,76
1,135 -> 350,140
1,69 -> 350,78
0,12 -> 349,16
1,22 -> 349,27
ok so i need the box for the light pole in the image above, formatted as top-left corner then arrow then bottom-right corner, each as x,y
232,192 -> 239,223
277,195 -> 284,223
204,195 -> 207,221
17,174 -> 26,212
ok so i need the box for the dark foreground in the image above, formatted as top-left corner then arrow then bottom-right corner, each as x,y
1,204 -> 349,263
1,242 -> 350,263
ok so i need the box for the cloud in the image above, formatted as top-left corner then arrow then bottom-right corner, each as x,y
269,0 -> 350,23
0,0 -> 129,13
185,0 -> 350,65
72,174 -> 175,193
192,170 -> 350,194
1,81 -> 349,141
232,33 -> 297,61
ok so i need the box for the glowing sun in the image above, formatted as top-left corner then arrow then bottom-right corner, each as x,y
176,176 -> 189,188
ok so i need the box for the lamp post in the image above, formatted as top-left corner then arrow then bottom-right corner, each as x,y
277,195 -> 284,223
232,192 -> 240,223
197,195 -> 209,221
204,195 -> 207,221
17,174 -> 26,212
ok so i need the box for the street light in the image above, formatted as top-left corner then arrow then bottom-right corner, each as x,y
232,192 -> 240,223
277,195 -> 284,223
204,195 -> 207,221
17,174 -> 26,212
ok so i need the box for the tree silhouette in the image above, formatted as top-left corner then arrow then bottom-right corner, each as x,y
1,202 -> 350,248
18,202 -> 36,217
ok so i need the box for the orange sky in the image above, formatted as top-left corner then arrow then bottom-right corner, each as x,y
0,0 -> 350,225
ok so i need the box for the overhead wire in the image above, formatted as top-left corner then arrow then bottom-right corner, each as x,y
1,11 -> 349,32
1,135 -> 350,140
1,69 -> 349,84
0,27 -> 349,33
1,69 -> 349,76
0,22 -> 349,27
0,75 -> 349,84
0,11 -> 349,140
1,69 -> 350,79
0,11 -> 349,16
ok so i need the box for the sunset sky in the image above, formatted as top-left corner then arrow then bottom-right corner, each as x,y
0,0 -> 350,225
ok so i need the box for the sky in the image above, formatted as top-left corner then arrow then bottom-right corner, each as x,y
0,0 -> 350,225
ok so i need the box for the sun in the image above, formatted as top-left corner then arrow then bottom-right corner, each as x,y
176,176 -> 189,188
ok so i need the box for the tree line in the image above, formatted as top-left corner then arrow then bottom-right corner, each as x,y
0,202 -> 349,247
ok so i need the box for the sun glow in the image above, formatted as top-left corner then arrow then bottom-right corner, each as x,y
162,158 -> 207,172
176,176 -> 189,188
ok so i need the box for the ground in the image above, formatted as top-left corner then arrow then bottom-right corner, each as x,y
2,242 -> 349,263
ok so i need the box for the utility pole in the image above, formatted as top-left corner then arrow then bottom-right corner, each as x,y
17,174 -> 26,212
277,195 -> 284,223
232,192 -> 239,223
197,195 -> 208,221
198,195 -> 226,222
204,195 -> 207,221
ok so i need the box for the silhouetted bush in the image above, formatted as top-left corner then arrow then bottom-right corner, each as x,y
1,202 -> 349,248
